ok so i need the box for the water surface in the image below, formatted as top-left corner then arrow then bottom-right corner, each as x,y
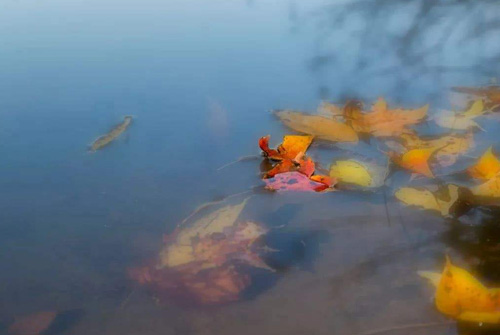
1,0 -> 500,334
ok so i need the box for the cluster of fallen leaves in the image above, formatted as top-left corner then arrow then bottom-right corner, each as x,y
129,85 -> 500,315
129,199 -> 275,305
259,87 -> 500,210
257,86 -> 500,325
259,135 -> 335,192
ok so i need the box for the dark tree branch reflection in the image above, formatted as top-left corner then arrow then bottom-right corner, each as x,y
299,0 -> 500,101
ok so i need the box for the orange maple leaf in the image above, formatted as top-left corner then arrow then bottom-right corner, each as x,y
346,98 -> 428,137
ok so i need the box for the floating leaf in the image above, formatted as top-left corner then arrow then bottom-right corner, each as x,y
265,159 -> 296,178
130,198 -> 275,305
158,199 -> 249,268
275,110 -> 358,143
297,156 -> 316,177
9,311 -> 57,335
471,175 -> 500,198
278,135 -> 314,159
420,257 -> 500,323
468,146 -> 500,180
329,160 -> 387,188
259,134 -> 313,161
264,171 -> 335,192
462,99 -> 485,118
346,98 -> 428,137
395,184 -> 459,216
400,132 -> 474,167
309,174 -> 336,187
258,136 -> 280,160
390,147 -> 437,178
453,86 -> 500,109
317,101 -> 343,119
259,135 -> 315,178
433,110 -> 480,130
89,116 -> 132,152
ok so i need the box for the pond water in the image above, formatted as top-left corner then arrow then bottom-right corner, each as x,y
1,0 -> 500,334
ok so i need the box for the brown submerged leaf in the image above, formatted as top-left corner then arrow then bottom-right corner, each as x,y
130,200 -> 275,305
8,311 -> 57,335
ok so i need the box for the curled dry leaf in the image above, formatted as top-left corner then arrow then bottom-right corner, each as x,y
259,135 -> 314,161
419,256 -> 500,323
259,135 -> 316,178
395,184 -> 459,216
297,156 -> 315,177
274,110 -> 358,143
329,159 -> 388,188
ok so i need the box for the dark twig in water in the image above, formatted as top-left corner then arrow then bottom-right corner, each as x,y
178,190 -> 254,227
355,320 -> 454,335
118,287 -> 137,310
217,155 -> 261,171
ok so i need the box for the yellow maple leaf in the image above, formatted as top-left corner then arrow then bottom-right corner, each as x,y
420,257 -> 500,323
395,185 -> 459,216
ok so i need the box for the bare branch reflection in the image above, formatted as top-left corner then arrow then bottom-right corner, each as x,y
299,0 -> 500,100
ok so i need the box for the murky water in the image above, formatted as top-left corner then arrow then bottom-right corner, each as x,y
1,0 -> 500,334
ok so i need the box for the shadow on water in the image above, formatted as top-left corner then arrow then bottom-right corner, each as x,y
445,206 -> 500,282
243,229 -> 330,301
42,309 -> 84,335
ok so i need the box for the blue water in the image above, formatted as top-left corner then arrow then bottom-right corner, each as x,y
1,0 -> 500,334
